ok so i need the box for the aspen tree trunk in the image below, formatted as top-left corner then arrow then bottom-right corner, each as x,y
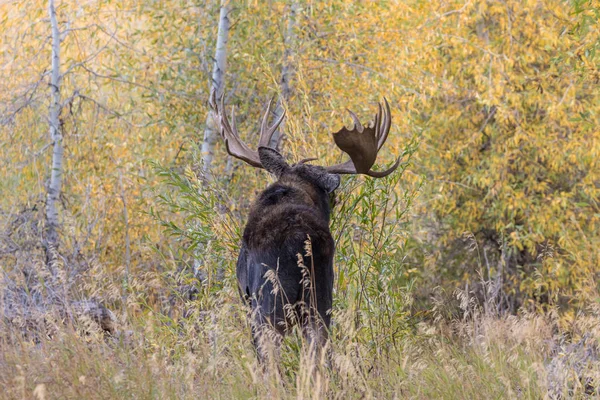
201,0 -> 230,180
269,0 -> 298,149
45,0 -> 63,258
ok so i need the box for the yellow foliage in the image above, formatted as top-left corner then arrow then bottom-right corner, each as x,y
0,0 -> 598,308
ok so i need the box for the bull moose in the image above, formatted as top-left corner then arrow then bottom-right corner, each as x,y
210,93 -> 400,361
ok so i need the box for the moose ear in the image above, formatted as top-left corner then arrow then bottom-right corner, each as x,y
258,147 -> 289,178
318,173 -> 341,194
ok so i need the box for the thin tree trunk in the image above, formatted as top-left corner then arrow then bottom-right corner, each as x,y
201,0 -> 230,180
45,0 -> 63,264
269,0 -> 298,149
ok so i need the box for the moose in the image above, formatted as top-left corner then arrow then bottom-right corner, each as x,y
210,93 -> 400,361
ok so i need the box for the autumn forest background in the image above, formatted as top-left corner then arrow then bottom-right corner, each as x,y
1,0 -> 599,398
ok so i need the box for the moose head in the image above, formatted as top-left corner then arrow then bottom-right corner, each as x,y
209,92 -> 400,362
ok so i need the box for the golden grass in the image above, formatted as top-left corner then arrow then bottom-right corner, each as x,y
1,286 -> 598,399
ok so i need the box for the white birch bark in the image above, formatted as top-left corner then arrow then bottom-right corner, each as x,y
45,0 -> 63,251
269,0 -> 298,149
201,0 -> 230,179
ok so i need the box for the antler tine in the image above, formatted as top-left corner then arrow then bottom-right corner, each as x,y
258,99 -> 274,148
258,99 -> 286,148
210,91 -> 263,168
377,98 -> 392,149
218,94 -> 242,148
228,105 -> 240,140
373,103 -> 381,137
365,156 -> 401,178
219,94 -> 235,136
265,108 -> 286,147
346,109 -> 363,132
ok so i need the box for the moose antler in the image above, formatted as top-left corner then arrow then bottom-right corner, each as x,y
210,92 -> 400,178
324,98 -> 401,178
209,91 -> 285,168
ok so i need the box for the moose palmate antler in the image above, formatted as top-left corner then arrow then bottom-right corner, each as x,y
209,91 -> 400,177
324,98 -> 400,178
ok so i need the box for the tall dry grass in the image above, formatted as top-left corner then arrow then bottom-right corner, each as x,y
1,161 -> 598,399
2,279 -> 599,399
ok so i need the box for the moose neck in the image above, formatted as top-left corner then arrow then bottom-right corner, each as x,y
257,178 -> 332,224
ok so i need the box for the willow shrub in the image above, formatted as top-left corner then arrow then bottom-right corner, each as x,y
150,132 -> 419,362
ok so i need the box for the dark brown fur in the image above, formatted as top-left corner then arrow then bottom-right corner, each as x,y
236,148 -> 340,360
